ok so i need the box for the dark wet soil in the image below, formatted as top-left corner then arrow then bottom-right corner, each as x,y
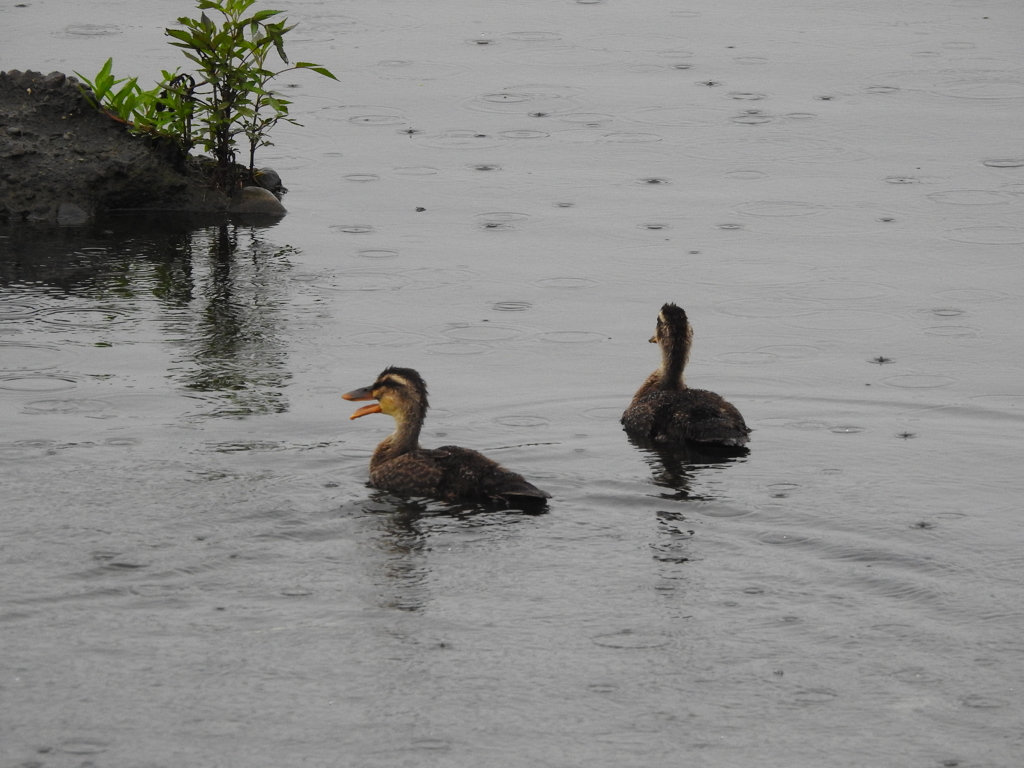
0,69 -> 229,224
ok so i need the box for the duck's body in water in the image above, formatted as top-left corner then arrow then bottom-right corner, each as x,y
343,367 -> 550,509
622,303 -> 750,449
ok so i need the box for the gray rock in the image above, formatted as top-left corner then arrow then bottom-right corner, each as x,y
228,186 -> 287,214
253,168 -> 286,195
56,202 -> 89,225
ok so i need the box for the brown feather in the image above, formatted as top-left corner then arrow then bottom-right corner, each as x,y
348,367 -> 550,508
622,304 -> 750,448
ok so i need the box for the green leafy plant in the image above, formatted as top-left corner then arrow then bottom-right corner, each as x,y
74,58 -> 148,124
75,0 -> 335,190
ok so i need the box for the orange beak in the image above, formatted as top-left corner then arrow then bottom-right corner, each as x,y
348,403 -> 382,419
342,385 -> 382,420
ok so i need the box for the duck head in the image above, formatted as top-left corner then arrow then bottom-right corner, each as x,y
343,366 -> 429,422
650,303 -> 693,386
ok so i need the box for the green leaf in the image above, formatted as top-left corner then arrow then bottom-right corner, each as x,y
271,36 -> 288,64
294,62 -> 338,80
250,9 -> 281,22
165,28 -> 199,45
177,51 -> 205,67
97,57 -> 114,81
76,0 -> 338,188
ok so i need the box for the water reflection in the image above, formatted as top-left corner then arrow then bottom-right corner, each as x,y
0,216 -> 293,416
177,223 -> 294,415
628,434 -> 748,501
359,490 -> 544,612
363,494 -> 431,613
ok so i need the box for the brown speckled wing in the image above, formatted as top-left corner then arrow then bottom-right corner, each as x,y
430,446 -> 549,502
369,452 -> 446,497
623,389 -> 749,447
370,446 -> 548,503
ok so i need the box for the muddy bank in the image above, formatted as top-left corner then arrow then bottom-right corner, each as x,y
0,69 -> 284,224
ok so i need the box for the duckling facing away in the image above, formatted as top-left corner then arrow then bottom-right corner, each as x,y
621,303 -> 750,448
343,366 -> 551,508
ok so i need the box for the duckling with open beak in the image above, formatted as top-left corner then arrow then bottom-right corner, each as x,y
344,366 -> 551,508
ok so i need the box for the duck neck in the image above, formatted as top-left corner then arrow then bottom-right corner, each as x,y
656,330 -> 689,390
371,407 -> 424,468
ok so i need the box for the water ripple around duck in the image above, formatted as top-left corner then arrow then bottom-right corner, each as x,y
36,308 -> 133,330
735,201 -> 825,217
0,440 -> 59,461
781,281 -> 896,301
534,277 -> 598,289
343,330 -> 429,348
536,331 -> 610,344
442,323 -> 527,342
464,90 -> 584,115
556,112 -> 615,125
0,343 -> 76,371
22,398 -> 111,415
500,46 -> 626,68
319,105 -> 408,126
414,131 -> 503,150
782,310 -> 903,331
592,630 -> 672,649
0,375 -> 77,392
58,24 -> 121,36
0,302 -> 39,321
880,375 -> 958,389
683,134 -> 871,164
942,226 -> 1024,244
491,301 -> 533,312
424,343 -> 492,356
932,77 -> 1024,100
370,61 -> 467,80
927,190 -> 1014,205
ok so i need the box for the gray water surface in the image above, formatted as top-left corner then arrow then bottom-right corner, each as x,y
2,0 -> 1024,766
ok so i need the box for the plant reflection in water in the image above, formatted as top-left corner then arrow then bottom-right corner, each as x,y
178,221 -> 294,415
0,214 -> 294,416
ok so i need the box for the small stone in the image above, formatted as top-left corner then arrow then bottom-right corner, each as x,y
26,203 -> 53,222
57,202 -> 89,225
253,167 -> 284,194
228,186 -> 286,214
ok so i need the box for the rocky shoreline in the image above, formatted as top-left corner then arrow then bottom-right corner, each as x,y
0,69 -> 285,225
